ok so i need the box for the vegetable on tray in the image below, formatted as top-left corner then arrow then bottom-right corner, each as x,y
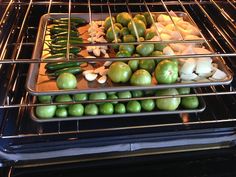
34,88 -> 201,119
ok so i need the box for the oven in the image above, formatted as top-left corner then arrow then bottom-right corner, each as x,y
0,0 -> 236,176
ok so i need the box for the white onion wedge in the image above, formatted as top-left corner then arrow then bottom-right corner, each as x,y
211,68 -> 227,80
180,58 -> 196,74
180,73 -> 198,81
196,59 -> 212,74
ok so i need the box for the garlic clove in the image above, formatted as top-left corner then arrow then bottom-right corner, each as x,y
82,70 -> 94,76
85,55 -> 96,58
85,73 -> 98,81
93,48 -> 101,56
86,46 -> 95,52
98,75 -> 107,84
103,61 -> 112,67
104,53 -> 110,58
100,48 -> 107,55
99,69 -> 108,76
94,66 -> 105,74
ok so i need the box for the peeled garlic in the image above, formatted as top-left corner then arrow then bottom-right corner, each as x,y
100,48 -> 107,55
93,47 -> 101,56
85,55 -> 96,59
104,53 -> 110,58
85,73 -> 98,81
98,75 -> 107,84
94,66 -> 105,74
99,69 -> 108,76
104,61 -> 112,67
86,46 -> 95,52
82,70 -> 94,76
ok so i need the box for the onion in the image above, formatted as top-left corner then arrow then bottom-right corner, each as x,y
195,58 -> 212,74
211,68 -> 227,80
180,73 -> 198,81
180,58 -> 196,74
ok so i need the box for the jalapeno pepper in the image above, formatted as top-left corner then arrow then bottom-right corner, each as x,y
49,47 -> 81,55
51,37 -> 83,44
48,66 -> 83,76
51,17 -> 87,25
51,31 -> 79,38
45,61 -> 85,71
44,53 -> 77,60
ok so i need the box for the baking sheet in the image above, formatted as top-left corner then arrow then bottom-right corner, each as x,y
26,12 -> 233,96
30,89 -> 206,122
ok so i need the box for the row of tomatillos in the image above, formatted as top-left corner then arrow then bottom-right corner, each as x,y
35,88 -> 199,119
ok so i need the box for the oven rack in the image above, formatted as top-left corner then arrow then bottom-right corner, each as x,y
0,0 -> 236,139
0,0 -> 235,108
1,86 -> 236,139
0,0 -> 235,64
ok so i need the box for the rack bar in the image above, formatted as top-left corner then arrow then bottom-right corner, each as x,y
2,0 -> 33,107
210,0 -> 235,25
11,0 -> 33,61
0,88 -> 235,108
177,0 -> 209,41
160,0 -> 185,41
0,1 -> 225,6
107,1 -> 119,43
1,52 -> 236,64
194,0 -> 236,52
227,0 -> 236,10
66,0 -> 72,61
0,0 -> 13,29
40,0 -> 53,62
127,0 -> 143,41
143,0 -> 162,42
2,116 -> 236,139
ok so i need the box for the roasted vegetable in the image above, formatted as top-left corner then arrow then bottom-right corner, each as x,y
51,17 -> 87,26
45,61 -> 85,71
52,66 -> 83,76
49,47 -> 81,55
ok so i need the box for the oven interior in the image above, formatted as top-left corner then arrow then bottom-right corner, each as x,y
0,0 -> 236,167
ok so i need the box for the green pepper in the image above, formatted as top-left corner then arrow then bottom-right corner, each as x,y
50,27 -> 77,35
52,24 -> 78,31
54,39 -> 83,46
48,66 -> 83,76
45,61 -> 85,71
51,31 -> 79,38
43,53 -> 76,60
56,17 -> 87,25
50,47 -> 81,55
51,36 -> 82,44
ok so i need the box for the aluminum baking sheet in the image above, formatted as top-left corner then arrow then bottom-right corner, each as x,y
30,89 -> 206,122
26,12 -> 233,96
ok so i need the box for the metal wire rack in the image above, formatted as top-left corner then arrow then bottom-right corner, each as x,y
0,0 -> 236,140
